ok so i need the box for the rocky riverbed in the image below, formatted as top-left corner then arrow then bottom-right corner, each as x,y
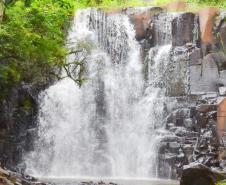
0,166 -> 46,185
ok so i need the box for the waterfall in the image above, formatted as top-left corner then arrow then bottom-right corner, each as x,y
24,8 -> 175,178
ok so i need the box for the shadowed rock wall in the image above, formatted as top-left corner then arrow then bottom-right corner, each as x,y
0,83 -> 46,171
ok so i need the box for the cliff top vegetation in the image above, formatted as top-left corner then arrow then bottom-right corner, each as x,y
80,0 -> 226,10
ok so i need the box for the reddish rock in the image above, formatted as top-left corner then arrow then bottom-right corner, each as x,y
133,12 -> 150,40
199,7 -> 219,44
165,0 -> 186,12
172,13 -> 195,46
217,98 -> 226,137
129,7 -> 163,40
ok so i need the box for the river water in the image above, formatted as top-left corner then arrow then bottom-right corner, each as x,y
40,178 -> 179,185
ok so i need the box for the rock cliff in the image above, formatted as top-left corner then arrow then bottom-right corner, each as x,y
127,5 -> 226,179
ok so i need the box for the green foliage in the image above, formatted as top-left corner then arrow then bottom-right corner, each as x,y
186,0 -> 226,9
0,0 -> 75,97
80,0 -> 226,10
151,0 -> 226,9
0,0 -> 151,97
216,180 -> 226,185
22,98 -> 33,110
76,0 -> 152,9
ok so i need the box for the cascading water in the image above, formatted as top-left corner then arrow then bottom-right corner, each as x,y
24,8 -> 178,179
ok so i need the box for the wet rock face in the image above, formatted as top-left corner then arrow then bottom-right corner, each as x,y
133,11 -> 196,47
135,6 -> 226,101
152,13 -> 175,46
89,9 -> 130,64
220,22 -> 226,49
165,47 -> 190,96
190,52 -> 226,94
172,13 -> 195,47
140,11 -> 196,96
0,83 -> 45,170
158,95 -> 224,179
130,6 -> 226,179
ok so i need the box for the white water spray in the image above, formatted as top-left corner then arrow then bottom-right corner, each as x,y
25,9 -> 173,178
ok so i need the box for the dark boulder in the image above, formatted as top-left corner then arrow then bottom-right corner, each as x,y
0,82 -> 47,170
180,163 -> 226,185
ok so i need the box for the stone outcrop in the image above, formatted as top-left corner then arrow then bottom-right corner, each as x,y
0,166 -> 45,185
98,5 -> 226,181
128,4 -> 226,180
190,53 -> 224,94
158,95 -> 226,181
151,12 -> 175,46
180,163 -> 226,185
127,7 -> 163,40
172,13 -> 195,46
131,6 -> 226,97
199,7 -> 219,44
158,95 -> 220,178
165,1 -> 186,12
189,51 -> 226,94
220,22 -> 226,49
